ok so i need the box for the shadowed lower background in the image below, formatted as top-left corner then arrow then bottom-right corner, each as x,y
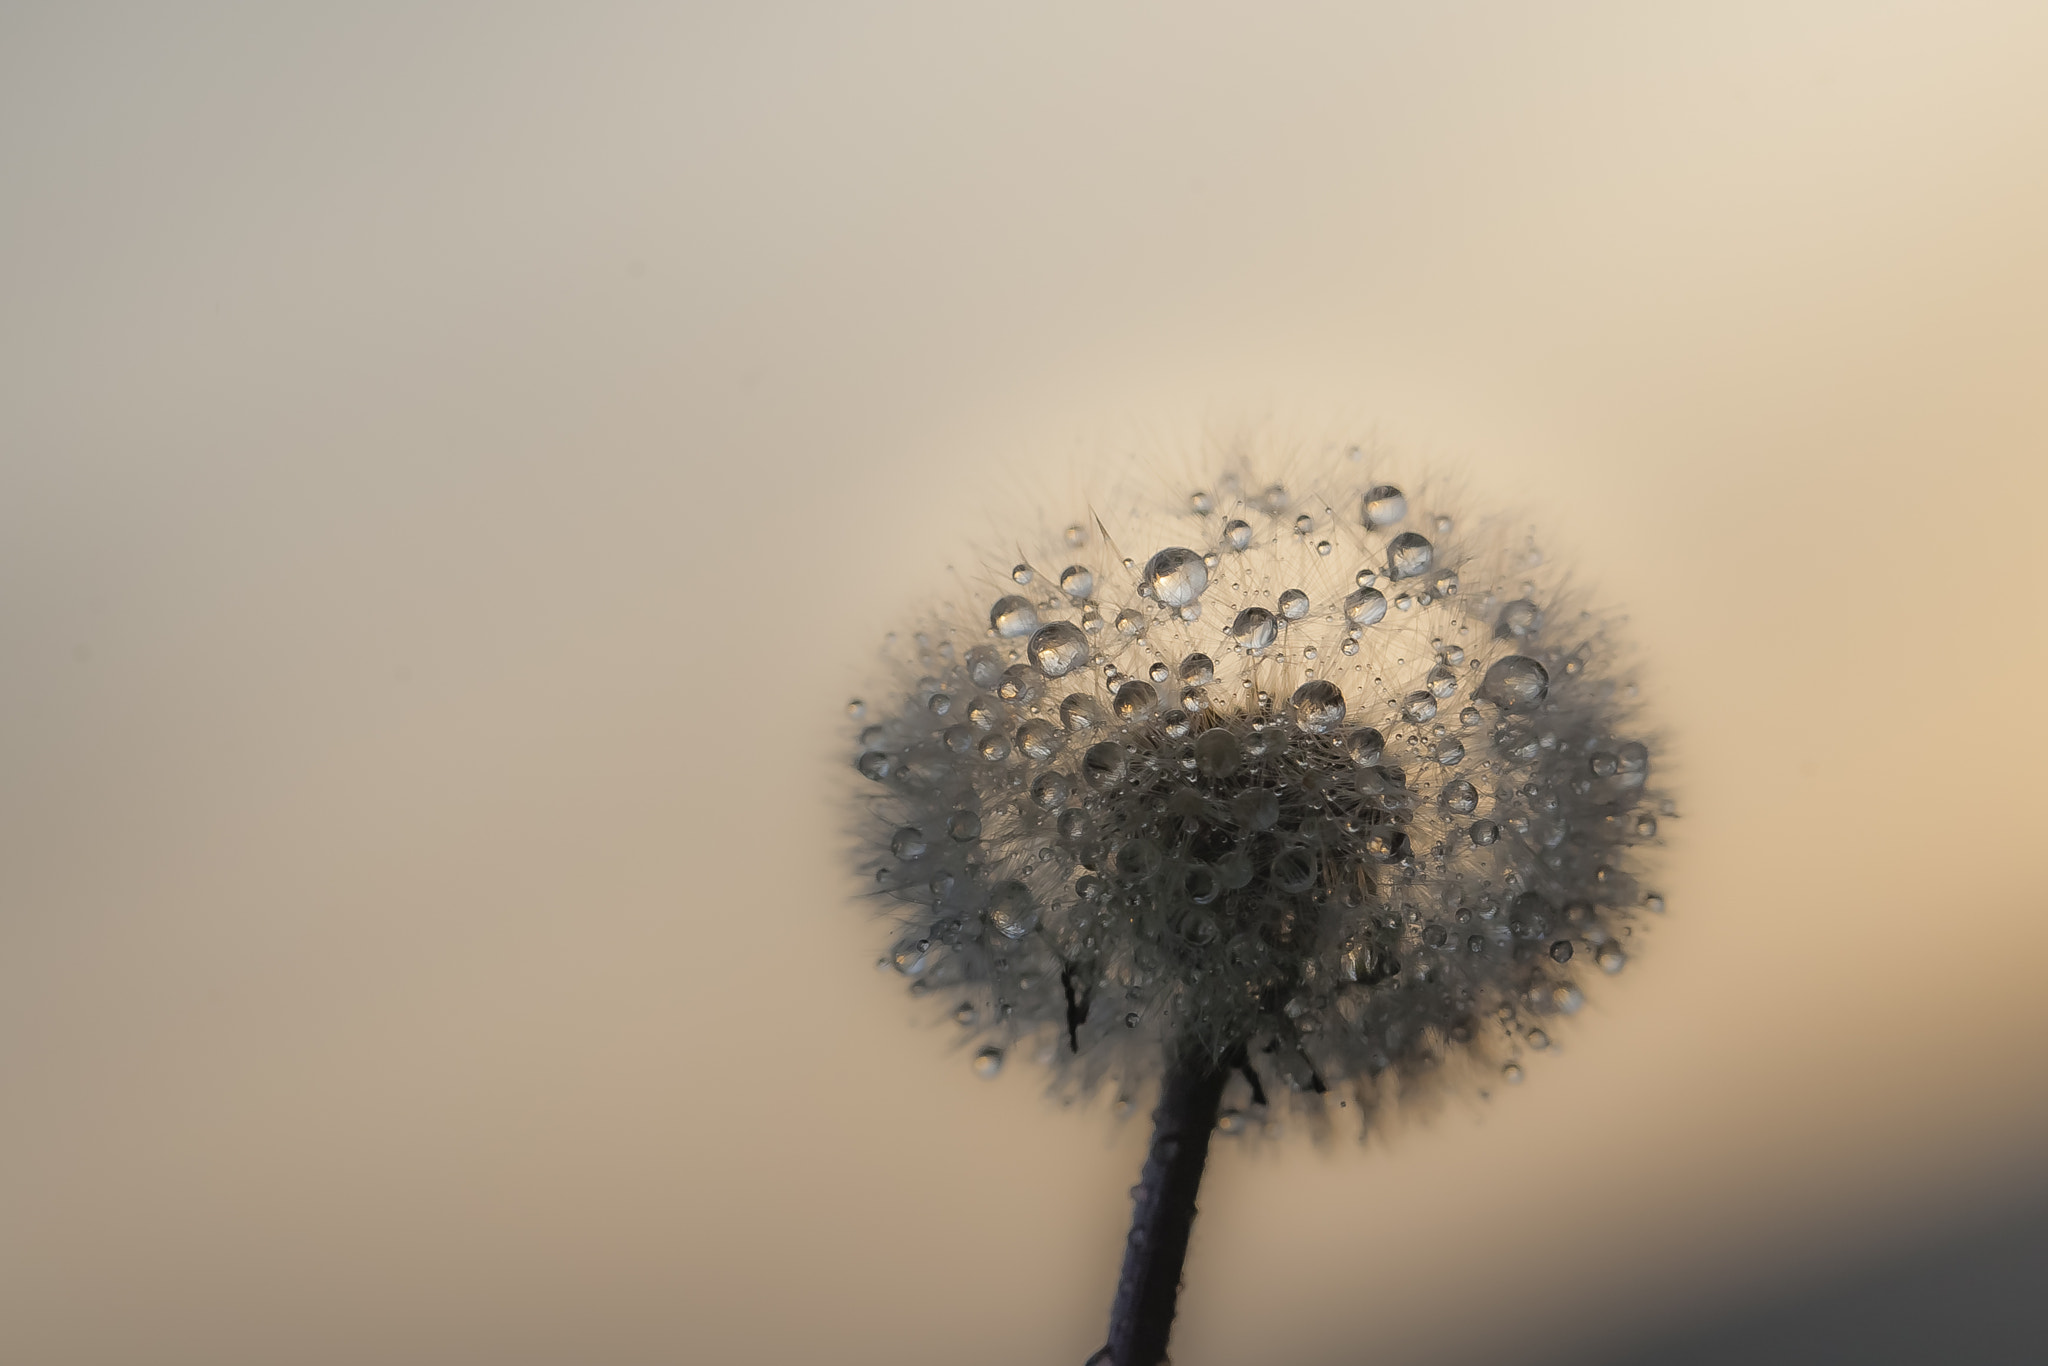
2,4 -> 2046,1364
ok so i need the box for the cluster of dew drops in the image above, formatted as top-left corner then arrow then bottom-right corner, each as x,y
847,464 -> 1670,1125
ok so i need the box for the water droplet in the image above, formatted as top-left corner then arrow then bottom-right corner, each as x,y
1113,680 -> 1158,719
1011,564 -> 1033,585
1230,607 -> 1278,650
1189,490 -> 1213,513
1316,540 -> 1332,556
1114,608 -> 1146,637
1496,599 -> 1544,639
1232,789 -> 1280,830
964,646 -> 1003,690
891,826 -> 928,859
1645,893 -> 1666,913
1402,691 -> 1438,724
1345,728 -> 1385,764
1017,719 -> 1063,761
1178,653 -> 1215,686
971,1047 -> 1004,1078
1083,742 -> 1127,790
1223,519 -> 1253,551
1502,1062 -> 1524,1083
1000,664 -> 1045,705
1435,737 -> 1466,766
1442,780 -> 1477,814
947,811 -> 982,841
953,1002 -> 976,1026
1589,751 -> 1618,777
1059,565 -> 1095,599
1635,814 -> 1658,837
1144,547 -> 1209,606
1364,827 -> 1409,863
1025,621 -> 1090,679
1344,587 -> 1388,627
1526,1028 -> 1549,1050
1277,588 -> 1310,620
1061,693 -> 1107,731
1291,680 -> 1346,733
990,595 -> 1038,637
967,695 -> 1002,731
1148,661 -> 1169,684
1363,485 -> 1407,527
1217,1109 -> 1246,1134
1293,513 -> 1314,535
846,699 -> 865,718
1460,705 -> 1481,727
1386,532 -> 1433,579
987,881 -> 1039,938
1469,819 -> 1499,846
1549,940 -> 1573,964
1426,664 -> 1460,699
892,941 -> 928,976
1598,946 -> 1626,974
1180,685 -> 1209,712
1195,728 -> 1241,777
1064,524 -> 1087,547
1030,771 -> 1071,809
857,751 -> 895,781
1480,656 -> 1549,710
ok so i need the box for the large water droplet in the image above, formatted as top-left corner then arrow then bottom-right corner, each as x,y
1386,532 -> 1434,579
1362,485 -> 1407,527
1178,653 -> 1215,686
990,595 -> 1038,637
1344,587 -> 1388,627
1480,656 -> 1550,710
1083,742 -> 1127,790
986,881 -> 1039,939
1030,771 -> 1071,809
1291,680 -> 1346,733
1230,607 -> 1278,650
1426,664 -> 1459,699
1402,690 -> 1438,724
1144,548 -> 1209,606
1195,728 -> 1240,777
1442,780 -> 1477,814
1345,728 -> 1385,764
1061,693 -> 1108,731
1059,565 -> 1095,599
1496,599 -> 1543,639
1028,621 -> 1090,677
1000,664 -> 1044,704
1017,718 -> 1063,760
1113,680 -> 1158,720
1469,819 -> 1499,845
1278,589 -> 1310,621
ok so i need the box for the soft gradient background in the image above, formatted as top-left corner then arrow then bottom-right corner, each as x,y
4,4 -> 2046,1364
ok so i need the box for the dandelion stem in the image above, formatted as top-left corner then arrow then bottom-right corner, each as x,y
1101,1048 -> 1231,1366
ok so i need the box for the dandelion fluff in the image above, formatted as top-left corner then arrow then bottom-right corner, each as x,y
847,448 -> 1668,1365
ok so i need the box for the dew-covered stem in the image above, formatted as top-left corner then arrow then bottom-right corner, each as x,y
1100,1049 -> 1231,1366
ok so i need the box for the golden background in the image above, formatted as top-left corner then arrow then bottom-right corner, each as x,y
2,4 -> 2044,1363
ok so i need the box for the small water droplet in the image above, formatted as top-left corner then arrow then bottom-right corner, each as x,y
1223,519 -> 1252,551
1496,599 -> 1544,639
1059,565 -> 1095,599
1549,940 -> 1573,963
1030,771 -> 1071,809
947,811 -> 981,841
1316,540 -> 1332,556
1189,490 -> 1213,514
1011,564 -> 1033,585
891,826 -> 928,859
971,1047 -> 1004,1078
1502,1062 -> 1523,1084
1345,728 -> 1385,764
1064,523 -> 1087,547
1291,680 -> 1346,733
1598,946 -> 1627,974
987,881 -> 1039,938
846,699 -> 865,718
1469,819 -> 1499,846
1344,587 -> 1388,627
1277,589 -> 1309,620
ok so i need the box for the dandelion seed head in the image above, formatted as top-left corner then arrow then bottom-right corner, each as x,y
848,451 -> 1668,1131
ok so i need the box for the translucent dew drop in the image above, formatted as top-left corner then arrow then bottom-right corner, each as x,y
1011,564 -> 1033,585
990,595 -> 1039,638
1496,599 -> 1544,639
1363,485 -> 1407,527
1030,771 -> 1071,809
891,826 -> 928,858
1230,607 -> 1278,650
986,881 -> 1039,939
1143,547 -> 1209,607
1059,565 -> 1095,599
1027,622 -> 1089,678
1345,727 -> 1385,764
1386,532 -> 1434,579
1016,718 -> 1063,761
1480,655 -> 1550,710
971,1047 -> 1004,1078
1277,588 -> 1310,621
1223,519 -> 1253,551
1113,679 -> 1158,719
1290,680 -> 1346,733
1344,587 -> 1388,627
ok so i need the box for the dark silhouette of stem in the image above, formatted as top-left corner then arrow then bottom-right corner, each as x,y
1100,1048 -> 1231,1366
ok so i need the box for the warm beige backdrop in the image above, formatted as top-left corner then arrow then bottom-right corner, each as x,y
3,4 -> 2045,1364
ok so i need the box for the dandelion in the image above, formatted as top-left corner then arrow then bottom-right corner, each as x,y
848,454 -> 1667,1366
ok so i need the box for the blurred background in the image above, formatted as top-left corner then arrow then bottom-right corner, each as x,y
3,4 -> 2045,1363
